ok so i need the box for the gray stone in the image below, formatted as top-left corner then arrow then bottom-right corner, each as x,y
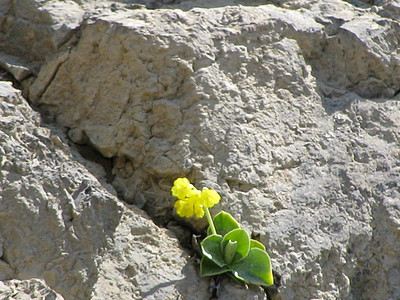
0,0 -> 85,62
0,81 -> 211,299
0,278 -> 64,300
0,52 -> 33,82
1,0 -> 400,299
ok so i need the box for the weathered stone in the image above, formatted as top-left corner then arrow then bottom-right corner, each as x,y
1,0 -> 400,299
0,81 -> 211,299
0,0 -> 85,62
0,52 -> 34,82
0,278 -> 64,300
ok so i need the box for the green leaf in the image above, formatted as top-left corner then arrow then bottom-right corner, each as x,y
208,211 -> 240,236
250,239 -> 266,251
200,255 -> 229,277
221,228 -> 250,263
200,234 -> 225,267
223,240 -> 238,265
229,248 -> 274,286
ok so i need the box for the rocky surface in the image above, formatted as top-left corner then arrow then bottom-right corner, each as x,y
0,82 -> 218,299
0,278 -> 64,300
1,0 -> 400,299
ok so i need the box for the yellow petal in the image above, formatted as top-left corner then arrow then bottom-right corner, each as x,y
201,188 -> 221,208
189,190 -> 205,218
174,199 -> 195,218
171,178 -> 196,200
171,178 -> 220,218
194,204 -> 205,218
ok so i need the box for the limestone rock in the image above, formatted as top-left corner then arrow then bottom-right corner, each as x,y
0,81 -> 211,299
2,0 -> 400,299
0,278 -> 64,300
0,52 -> 34,82
0,0 -> 85,62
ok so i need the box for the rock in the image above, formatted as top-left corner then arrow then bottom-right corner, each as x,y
28,5 -> 326,218
2,0 -> 400,299
0,0 -> 85,63
0,278 -> 64,300
0,52 -> 34,82
0,81 -> 211,299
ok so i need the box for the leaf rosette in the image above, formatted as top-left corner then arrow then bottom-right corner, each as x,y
200,212 -> 273,286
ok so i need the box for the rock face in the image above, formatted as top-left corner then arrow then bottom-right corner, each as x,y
1,0 -> 400,299
0,82 -> 216,299
0,278 -> 64,300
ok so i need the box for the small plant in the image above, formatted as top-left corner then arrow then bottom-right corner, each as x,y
171,178 -> 273,286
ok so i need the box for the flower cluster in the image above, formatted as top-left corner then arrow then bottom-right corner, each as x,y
171,178 -> 221,218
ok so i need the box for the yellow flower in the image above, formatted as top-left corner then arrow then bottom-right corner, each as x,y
174,189 -> 204,218
171,178 -> 220,218
201,188 -> 221,208
171,177 -> 195,199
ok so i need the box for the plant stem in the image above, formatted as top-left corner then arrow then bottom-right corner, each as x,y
204,207 -> 216,235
